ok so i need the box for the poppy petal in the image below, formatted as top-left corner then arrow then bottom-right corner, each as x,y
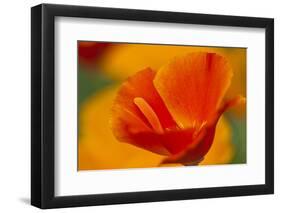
130,127 -> 196,155
111,68 -> 177,155
161,95 -> 246,165
154,52 -> 233,129
161,124 -> 216,165
111,105 -> 171,155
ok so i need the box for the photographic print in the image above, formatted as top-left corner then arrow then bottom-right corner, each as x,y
31,4 -> 273,208
78,42 -> 246,171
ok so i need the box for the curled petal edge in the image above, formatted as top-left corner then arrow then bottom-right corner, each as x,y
160,95 -> 246,165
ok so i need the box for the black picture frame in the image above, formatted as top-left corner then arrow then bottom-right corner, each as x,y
31,3 -> 274,209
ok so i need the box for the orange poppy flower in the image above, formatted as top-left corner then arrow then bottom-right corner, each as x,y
111,52 -> 245,166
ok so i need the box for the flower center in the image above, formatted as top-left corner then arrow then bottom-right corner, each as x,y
133,97 -> 164,134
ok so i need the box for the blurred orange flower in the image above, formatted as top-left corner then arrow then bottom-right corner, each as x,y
78,41 -> 110,69
111,52 -> 245,165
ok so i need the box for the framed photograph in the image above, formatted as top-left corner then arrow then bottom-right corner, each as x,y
31,3 -> 274,209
